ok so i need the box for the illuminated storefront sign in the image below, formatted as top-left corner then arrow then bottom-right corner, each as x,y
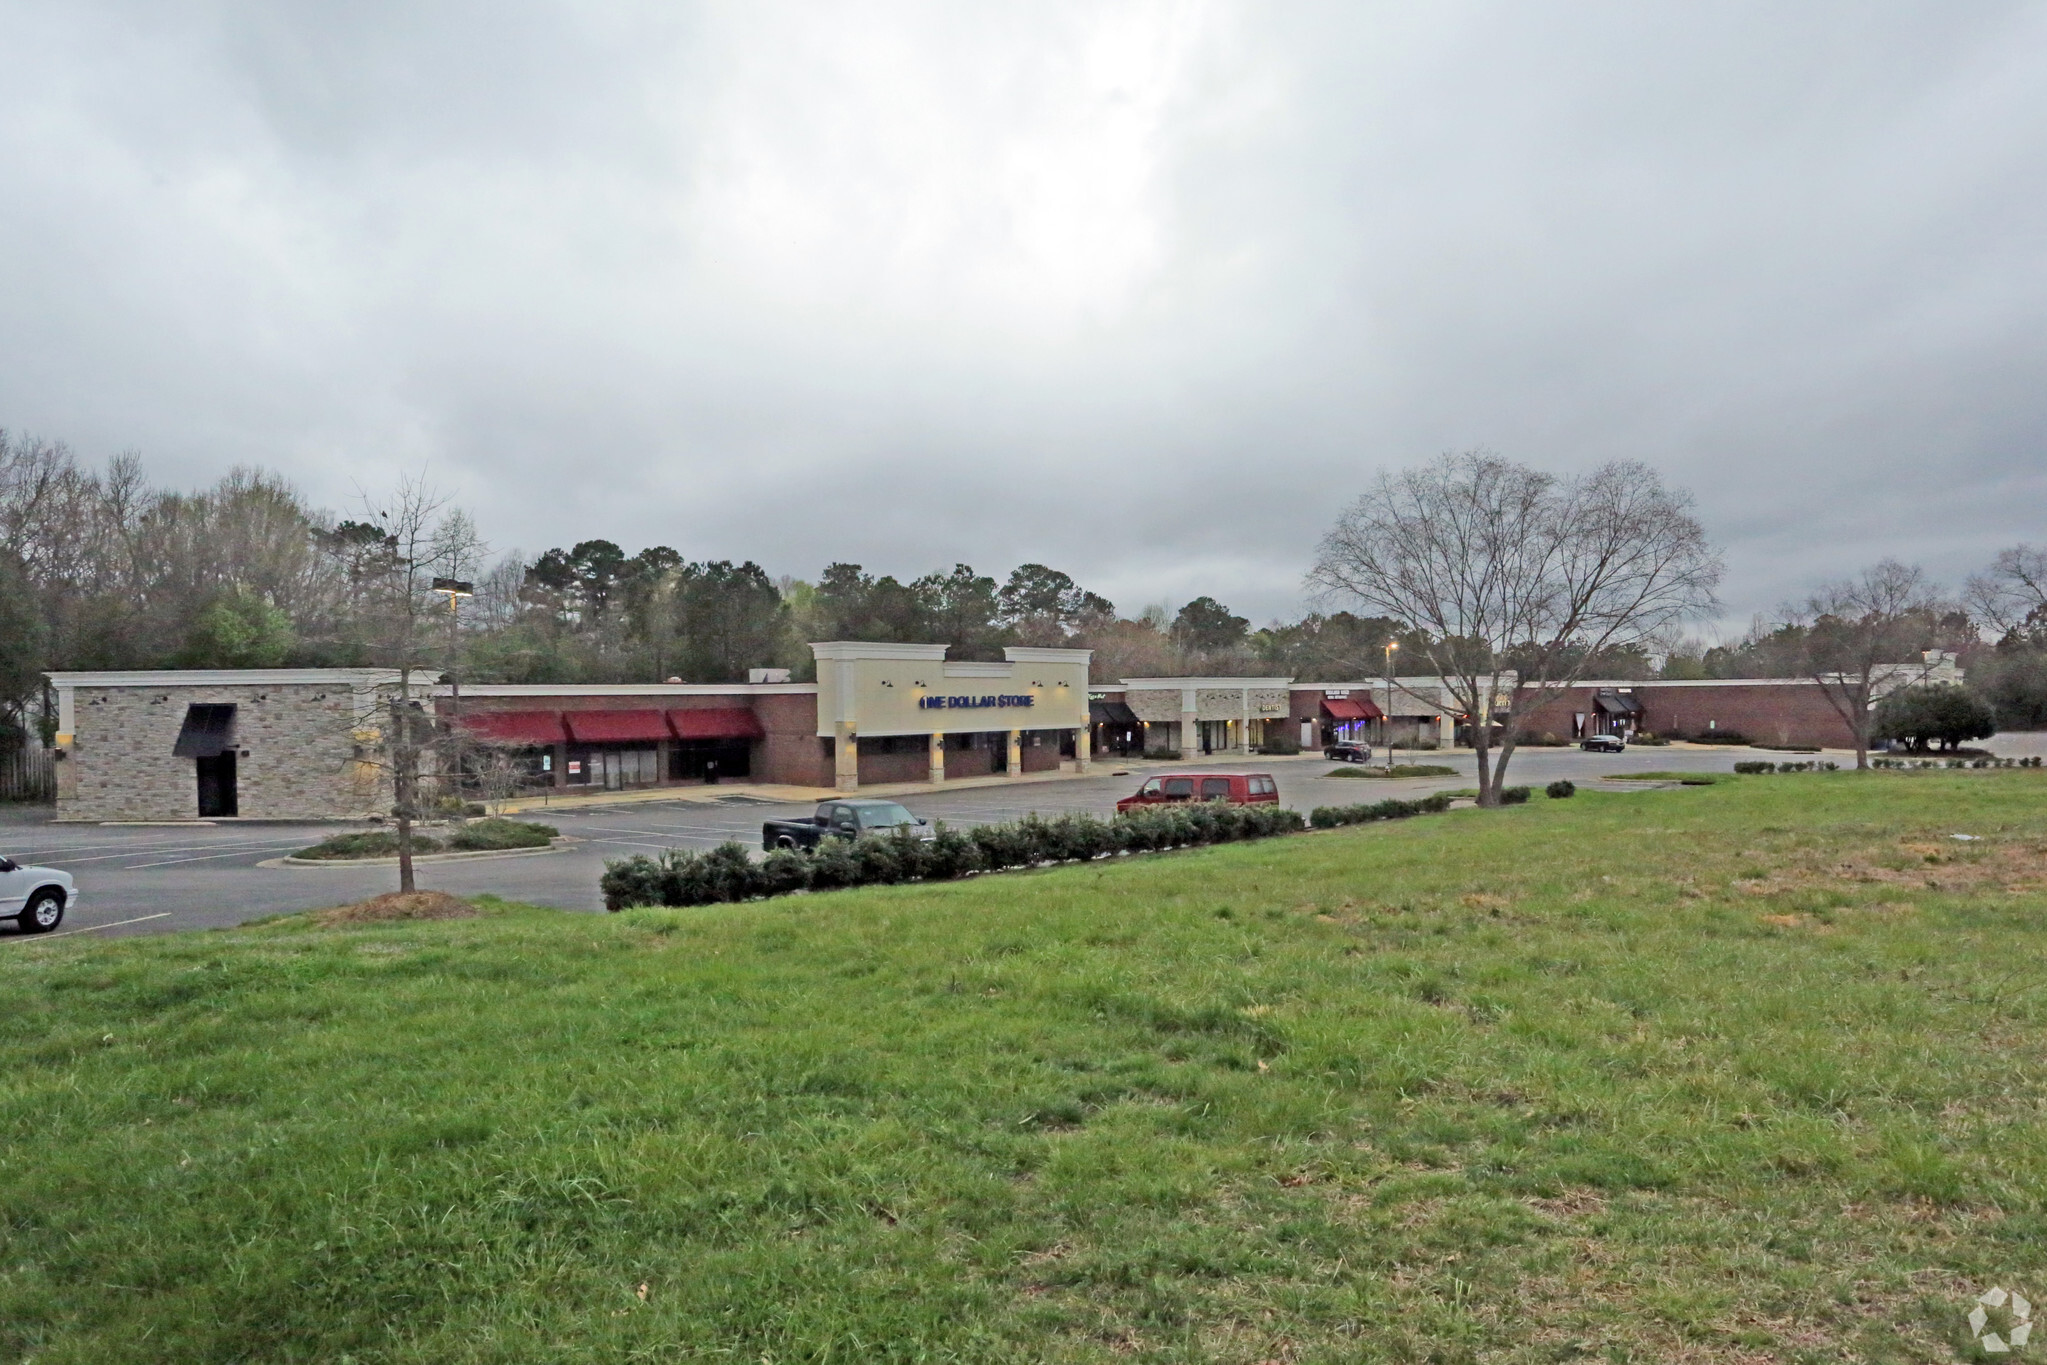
917,694 -> 1035,711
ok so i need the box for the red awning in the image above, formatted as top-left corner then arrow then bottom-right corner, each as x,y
457,710 -> 565,746
1322,696 -> 1383,721
563,710 -> 671,743
667,707 -> 765,740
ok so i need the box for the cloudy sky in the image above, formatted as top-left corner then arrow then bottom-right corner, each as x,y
2,2 -> 2042,630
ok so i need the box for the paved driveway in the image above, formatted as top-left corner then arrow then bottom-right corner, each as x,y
0,741 -> 1825,941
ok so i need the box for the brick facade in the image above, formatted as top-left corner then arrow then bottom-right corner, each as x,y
1516,681 -> 1858,748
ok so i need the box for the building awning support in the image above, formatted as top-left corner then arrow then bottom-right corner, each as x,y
171,703 -> 237,758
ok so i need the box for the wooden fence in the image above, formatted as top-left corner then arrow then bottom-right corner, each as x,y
0,747 -> 55,803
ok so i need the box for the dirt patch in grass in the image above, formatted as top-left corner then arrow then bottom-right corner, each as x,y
1735,835 -> 2047,898
309,891 -> 478,926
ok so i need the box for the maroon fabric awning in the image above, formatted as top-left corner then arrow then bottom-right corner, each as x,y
667,707 -> 765,740
1322,696 -> 1383,721
457,710 -> 565,746
563,710 -> 671,743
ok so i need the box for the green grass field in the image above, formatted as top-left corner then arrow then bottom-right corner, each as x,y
4,773 -> 2044,1362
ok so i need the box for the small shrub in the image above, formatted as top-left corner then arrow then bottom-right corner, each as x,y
923,824 -> 985,879
446,818 -> 556,852
1734,761 -> 1776,774
1633,732 -> 1670,746
758,848 -> 812,896
1546,780 -> 1575,799
600,854 -> 663,910
807,840 -> 859,889
1145,749 -> 1183,761
1689,731 -> 1750,745
699,842 -> 765,901
294,830 -> 443,860
883,826 -> 932,881
848,836 -> 901,886
1498,786 -> 1531,805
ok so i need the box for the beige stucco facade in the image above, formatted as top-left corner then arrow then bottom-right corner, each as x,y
812,642 -> 1093,792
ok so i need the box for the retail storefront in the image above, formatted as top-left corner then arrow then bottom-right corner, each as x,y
812,642 -> 1092,791
1109,679 -> 1293,757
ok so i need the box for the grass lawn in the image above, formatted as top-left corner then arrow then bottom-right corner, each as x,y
4,774 -> 2045,1362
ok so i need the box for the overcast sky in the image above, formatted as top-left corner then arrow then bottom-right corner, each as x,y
2,2 -> 2042,631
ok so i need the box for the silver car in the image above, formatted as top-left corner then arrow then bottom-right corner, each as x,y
0,855 -> 75,934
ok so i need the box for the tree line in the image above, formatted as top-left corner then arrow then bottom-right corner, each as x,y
6,431 -> 2044,782
0,432 -> 1421,748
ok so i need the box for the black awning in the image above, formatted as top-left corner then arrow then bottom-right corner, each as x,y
1090,700 -> 1140,727
1593,689 -> 1644,716
172,703 -> 238,758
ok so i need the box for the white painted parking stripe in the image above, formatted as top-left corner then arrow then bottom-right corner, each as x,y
121,842 -> 318,869
29,837 -> 311,867
32,913 -> 172,939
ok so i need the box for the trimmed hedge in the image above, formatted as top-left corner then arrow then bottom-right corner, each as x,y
602,802 -> 1313,910
1546,780 -> 1576,799
1306,792 -> 1453,829
1735,760 -> 1842,774
1498,786 -> 1531,805
1871,755 -> 2042,771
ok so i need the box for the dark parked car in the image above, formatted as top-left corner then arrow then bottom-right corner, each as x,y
763,799 -> 933,851
1115,772 -> 1281,813
1579,733 -> 1626,753
1324,742 -> 1372,763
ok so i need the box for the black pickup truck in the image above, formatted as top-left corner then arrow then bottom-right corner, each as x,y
762,799 -> 934,852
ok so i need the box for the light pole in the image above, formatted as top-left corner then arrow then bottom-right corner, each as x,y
1383,639 -> 1399,772
433,576 -> 474,794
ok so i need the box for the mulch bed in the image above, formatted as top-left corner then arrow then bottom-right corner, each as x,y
309,891 -> 479,926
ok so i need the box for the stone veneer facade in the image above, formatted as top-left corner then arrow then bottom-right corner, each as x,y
53,673 -> 393,822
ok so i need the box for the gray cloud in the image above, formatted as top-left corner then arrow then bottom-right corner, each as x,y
2,1 -> 2042,629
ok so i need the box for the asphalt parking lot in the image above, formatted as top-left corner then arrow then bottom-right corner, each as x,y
0,740 -> 1946,941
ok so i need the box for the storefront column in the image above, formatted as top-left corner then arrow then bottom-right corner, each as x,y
552,742 -> 568,789
834,722 -> 859,791
1075,725 -> 1091,772
1180,687 -> 1198,759
927,732 -> 945,785
1007,729 -> 1023,775
1239,689 -> 1253,754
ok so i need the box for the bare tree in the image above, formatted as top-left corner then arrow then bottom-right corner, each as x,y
1966,545 -> 2047,637
1308,450 -> 1721,805
1782,560 -> 1949,770
354,473 -> 479,893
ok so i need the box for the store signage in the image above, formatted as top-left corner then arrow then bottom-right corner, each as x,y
917,694 -> 1035,711
1325,689 -> 1349,699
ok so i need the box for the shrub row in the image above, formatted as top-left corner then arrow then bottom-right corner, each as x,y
295,818 -> 558,861
601,802 -> 1310,910
1734,760 -> 1841,774
1871,755 -> 2043,770
1306,792 -> 1453,829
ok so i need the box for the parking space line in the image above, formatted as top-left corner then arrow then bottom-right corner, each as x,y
32,913 -> 172,939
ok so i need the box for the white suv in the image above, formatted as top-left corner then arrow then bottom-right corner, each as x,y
0,856 -> 75,934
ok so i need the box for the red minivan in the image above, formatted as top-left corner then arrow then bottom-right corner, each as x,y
1116,772 -> 1281,813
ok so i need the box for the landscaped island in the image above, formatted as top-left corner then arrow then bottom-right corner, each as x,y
3,772 -> 2042,1361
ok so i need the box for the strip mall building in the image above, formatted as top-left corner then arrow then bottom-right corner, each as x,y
45,644 -> 1957,821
